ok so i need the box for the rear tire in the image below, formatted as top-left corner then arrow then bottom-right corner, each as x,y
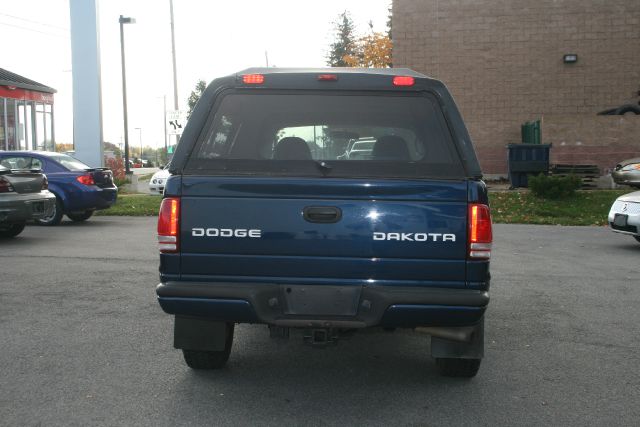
67,210 -> 94,222
36,197 -> 63,226
0,222 -> 26,238
182,323 -> 235,369
436,358 -> 481,378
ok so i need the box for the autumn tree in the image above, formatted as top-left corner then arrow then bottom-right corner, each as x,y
55,143 -> 74,153
326,11 -> 356,67
187,79 -> 207,117
343,27 -> 392,68
327,11 -> 393,68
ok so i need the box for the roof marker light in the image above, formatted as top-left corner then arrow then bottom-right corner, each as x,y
242,74 -> 265,84
393,76 -> 415,86
317,74 -> 338,81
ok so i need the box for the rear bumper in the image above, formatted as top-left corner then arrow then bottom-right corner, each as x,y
156,281 -> 489,328
608,202 -> 640,236
67,186 -> 117,212
0,191 -> 56,223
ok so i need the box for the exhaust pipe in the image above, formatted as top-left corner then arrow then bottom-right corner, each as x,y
415,325 -> 476,342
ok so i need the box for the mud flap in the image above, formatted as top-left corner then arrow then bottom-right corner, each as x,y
174,316 -> 229,351
430,317 -> 484,359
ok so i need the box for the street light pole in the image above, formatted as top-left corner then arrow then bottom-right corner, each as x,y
119,15 -> 136,175
169,0 -> 180,149
169,0 -> 179,111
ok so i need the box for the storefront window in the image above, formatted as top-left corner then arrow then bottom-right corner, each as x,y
44,103 -> 53,151
5,99 -> 16,150
0,96 -> 53,151
36,103 -> 45,151
17,101 -> 26,150
0,99 -> 5,150
26,101 -> 33,150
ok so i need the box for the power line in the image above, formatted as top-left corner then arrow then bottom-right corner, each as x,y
0,12 -> 69,31
0,21 -> 69,38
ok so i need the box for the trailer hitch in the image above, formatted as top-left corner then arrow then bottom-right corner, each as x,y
303,328 -> 338,347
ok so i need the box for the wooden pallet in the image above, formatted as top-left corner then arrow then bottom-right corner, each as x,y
550,164 -> 600,189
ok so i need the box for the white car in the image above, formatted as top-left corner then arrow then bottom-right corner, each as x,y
149,167 -> 170,195
608,191 -> 640,243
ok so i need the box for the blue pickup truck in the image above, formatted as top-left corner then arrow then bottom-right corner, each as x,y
156,68 -> 492,378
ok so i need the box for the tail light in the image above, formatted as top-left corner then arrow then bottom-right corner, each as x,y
76,174 -> 95,185
158,197 -> 180,253
0,176 -> 14,193
468,204 -> 492,260
42,175 -> 49,190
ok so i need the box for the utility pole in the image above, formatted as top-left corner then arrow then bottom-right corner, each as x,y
265,50 -> 269,67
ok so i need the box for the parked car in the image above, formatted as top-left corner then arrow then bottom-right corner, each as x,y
0,151 -> 117,225
347,138 -> 376,160
0,164 -> 56,237
336,138 -> 375,160
612,157 -> 640,188
608,190 -> 640,243
149,166 -> 170,195
155,68 -> 492,378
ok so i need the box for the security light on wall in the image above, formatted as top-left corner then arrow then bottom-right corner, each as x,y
563,54 -> 578,64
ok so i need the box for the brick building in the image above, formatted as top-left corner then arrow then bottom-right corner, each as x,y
392,0 -> 640,175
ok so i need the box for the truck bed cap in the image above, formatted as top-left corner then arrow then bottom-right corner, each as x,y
236,67 -> 431,79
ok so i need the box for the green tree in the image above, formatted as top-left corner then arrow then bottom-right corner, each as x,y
386,4 -> 392,40
326,11 -> 356,67
187,79 -> 207,117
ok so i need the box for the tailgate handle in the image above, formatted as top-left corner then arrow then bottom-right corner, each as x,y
303,206 -> 342,223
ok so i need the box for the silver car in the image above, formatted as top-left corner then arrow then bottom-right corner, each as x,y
0,164 -> 56,238
612,157 -> 640,188
608,191 -> 640,244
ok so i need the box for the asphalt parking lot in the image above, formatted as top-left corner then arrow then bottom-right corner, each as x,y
1,218 -> 639,426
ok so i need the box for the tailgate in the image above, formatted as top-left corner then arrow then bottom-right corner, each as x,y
179,177 -> 468,287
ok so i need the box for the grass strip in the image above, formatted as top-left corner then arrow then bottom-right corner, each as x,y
95,194 -> 162,216
97,190 -> 629,226
490,190 -> 627,226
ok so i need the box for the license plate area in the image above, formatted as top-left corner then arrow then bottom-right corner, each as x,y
32,201 -> 44,214
614,214 -> 628,227
281,285 -> 361,316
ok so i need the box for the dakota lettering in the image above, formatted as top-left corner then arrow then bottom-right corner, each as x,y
372,232 -> 457,242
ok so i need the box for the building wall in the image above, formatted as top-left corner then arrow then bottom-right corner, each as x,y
392,0 -> 640,174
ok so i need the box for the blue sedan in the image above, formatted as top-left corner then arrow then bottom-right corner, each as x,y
0,151 -> 117,225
